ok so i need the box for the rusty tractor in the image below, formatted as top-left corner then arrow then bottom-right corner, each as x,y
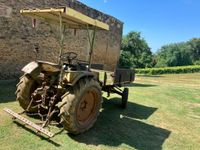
4,7 -> 135,137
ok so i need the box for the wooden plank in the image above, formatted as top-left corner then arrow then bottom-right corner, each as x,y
64,7 -> 109,30
22,12 -> 84,29
20,7 -> 109,30
20,8 -> 65,13
3,108 -> 54,138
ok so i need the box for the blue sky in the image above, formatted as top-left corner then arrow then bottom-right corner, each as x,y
79,0 -> 200,53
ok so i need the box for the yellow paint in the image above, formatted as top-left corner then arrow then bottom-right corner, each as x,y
20,7 -> 109,30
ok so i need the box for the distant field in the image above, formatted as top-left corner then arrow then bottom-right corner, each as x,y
0,73 -> 200,150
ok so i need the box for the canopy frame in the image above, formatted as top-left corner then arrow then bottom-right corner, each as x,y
20,7 -> 109,68
20,7 -> 109,30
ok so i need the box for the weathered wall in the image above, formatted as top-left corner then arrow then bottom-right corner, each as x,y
0,0 -> 123,79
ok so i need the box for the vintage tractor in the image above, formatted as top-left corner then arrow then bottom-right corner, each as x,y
4,7 -> 134,137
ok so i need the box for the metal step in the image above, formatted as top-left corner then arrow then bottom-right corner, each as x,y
3,108 -> 54,138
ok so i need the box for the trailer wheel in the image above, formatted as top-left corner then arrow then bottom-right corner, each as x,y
121,88 -> 129,109
16,75 -> 38,112
59,78 -> 102,134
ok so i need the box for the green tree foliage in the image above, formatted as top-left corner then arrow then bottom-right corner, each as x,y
119,31 -> 200,68
155,38 -> 200,67
155,43 -> 191,67
119,32 -> 153,68
188,38 -> 200,64
119,51 -> 134,69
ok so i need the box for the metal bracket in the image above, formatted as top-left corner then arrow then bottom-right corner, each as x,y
3,108 -> 54,138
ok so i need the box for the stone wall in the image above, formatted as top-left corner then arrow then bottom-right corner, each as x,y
0,0 -> 123,79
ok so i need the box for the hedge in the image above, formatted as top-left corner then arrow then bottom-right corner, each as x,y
135,65 -> 200,75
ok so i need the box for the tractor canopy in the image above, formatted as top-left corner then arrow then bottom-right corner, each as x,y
20,7 -> 109,30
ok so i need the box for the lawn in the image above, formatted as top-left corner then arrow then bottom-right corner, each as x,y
0,73 -> 200,150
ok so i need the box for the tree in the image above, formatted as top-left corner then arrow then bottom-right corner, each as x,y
155,38 -> 200,67
119,31 -> 153,68
155,43 -> 190,67
119,51 -> 134,69
187,38 -> 200,64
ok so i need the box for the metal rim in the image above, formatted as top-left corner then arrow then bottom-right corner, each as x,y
76,88 -> 99,126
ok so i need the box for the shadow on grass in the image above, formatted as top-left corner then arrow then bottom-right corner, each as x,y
1,79 -> 170,149
13,121 -> 61,147
70,98 -> 171,150
0,79 -> 17,103
128,82 -> 158,87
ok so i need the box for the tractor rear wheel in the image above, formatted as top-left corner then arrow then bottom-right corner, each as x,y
16,75 -> 38,113
59,78 -> 102,134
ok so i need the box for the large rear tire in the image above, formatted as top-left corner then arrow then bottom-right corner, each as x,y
59,78 -> 102,134
16,75 -> 38,113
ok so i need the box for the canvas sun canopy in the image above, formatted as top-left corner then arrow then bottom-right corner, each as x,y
20,7 -> 109,30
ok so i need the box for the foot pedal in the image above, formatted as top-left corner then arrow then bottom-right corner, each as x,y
3,108 -> 54,138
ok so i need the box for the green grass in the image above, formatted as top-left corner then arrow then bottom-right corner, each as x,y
0,73 -> 200,150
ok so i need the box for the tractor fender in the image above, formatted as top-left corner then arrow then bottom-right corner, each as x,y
22,61 -> 60,79
21,61 -> 40,79
70,72 -> 95,86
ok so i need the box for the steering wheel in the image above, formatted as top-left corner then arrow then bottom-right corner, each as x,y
60,52 -> 78,64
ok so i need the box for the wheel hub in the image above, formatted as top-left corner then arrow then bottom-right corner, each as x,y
77,89 -> 98,125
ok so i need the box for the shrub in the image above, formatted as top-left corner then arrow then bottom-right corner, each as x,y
135,65 -> 200,75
